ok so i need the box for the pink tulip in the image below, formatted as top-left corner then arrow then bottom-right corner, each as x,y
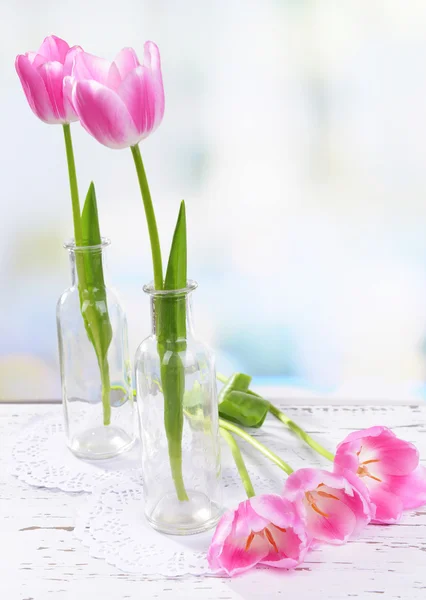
283,468 -> 373,545
334,426 -> 426,524
70,42 -> 165,149
207,494 -> 309,576
15,35 -> 82,124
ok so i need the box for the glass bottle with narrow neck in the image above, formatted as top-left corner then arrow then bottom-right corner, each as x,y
57,238 -> 136,459
135,280 -> 222,535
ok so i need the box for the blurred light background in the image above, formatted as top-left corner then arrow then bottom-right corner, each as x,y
2,0 -> 426,402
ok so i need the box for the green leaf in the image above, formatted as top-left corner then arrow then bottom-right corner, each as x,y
81,181 -> 104,287
218,372 -> 270,428
218,373 -> 252,403
158,200 -> 189,501
164,200 -> 187,290
76,182 -> 113,424
158,200 -> 187,345
81,182 -> 101,243
219,390 -> 270,428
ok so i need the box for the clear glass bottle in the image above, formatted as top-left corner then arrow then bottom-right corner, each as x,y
57,238 -> 136,459
135,281 -> 222,535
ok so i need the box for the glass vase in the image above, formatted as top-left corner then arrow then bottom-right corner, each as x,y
57,238 -> 136,459
135,281 -> 222,535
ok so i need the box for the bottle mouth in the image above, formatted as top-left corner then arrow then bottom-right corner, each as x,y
143,280 -> 198,297
64,237 -> 111,252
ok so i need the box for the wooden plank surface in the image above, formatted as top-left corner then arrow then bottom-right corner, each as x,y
0,404 -> 425,600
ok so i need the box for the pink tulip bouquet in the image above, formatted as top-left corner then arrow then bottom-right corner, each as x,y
16,35 -> 426,570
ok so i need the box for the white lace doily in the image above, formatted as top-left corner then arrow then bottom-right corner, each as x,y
10,412 -> 141,493
73,424 -> 324,577
74,458 -> 284,576
11,410 -> 329,576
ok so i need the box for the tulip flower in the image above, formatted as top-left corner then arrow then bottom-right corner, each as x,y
15,35 -> 113,426
283,468 -> 373,544
209,424 -> 309,575
70,42 -> 165,150
334,426 -> 426,524
207,494 -> 309,576
15,35 -> 81,124
71,42 -> 192,503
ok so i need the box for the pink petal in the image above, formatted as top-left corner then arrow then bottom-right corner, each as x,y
218,534 -> 269,576
143,40 -> 161,71
62,76 -> 78,123
114,47 -> 140,79
15,54 -> 58,124
335,426 -> 419,478
364,435 -> 419,476
73,52 -> 115,86
37,35 -> 70,63
260,525 -> 309,569
306,489 -> 357,544
250,495 -> 309,569
107,63 -> 122,90
207,510 -> 234,573
340,469 -> 376,529
37,61 -> 66,122
386,465 -> 426,510
73,80 -> 139,149
336,426 -> 391,450
207,496 -> 310,576
370,486 -> 403,524
208,504 -> 268,576
284,468 -> 347,499
334,449 -> 360,475
26,52 -> 39,65
143,41 -> 165,126
249,494 -> 300,532
63,45 -> 83,77
236,499 -> 269,535
117,66 -> 163,138
284,468 -> 372,544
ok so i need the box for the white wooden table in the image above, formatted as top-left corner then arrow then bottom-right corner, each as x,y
1,403 -> 425,599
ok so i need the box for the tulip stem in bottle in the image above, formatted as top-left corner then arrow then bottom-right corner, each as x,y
130,144 -> 189,502
130,144 -> 164,290
100,359 -> 111,426
220,428 -> 255,498
219,418 -> 294,475
62,124 -> 111,426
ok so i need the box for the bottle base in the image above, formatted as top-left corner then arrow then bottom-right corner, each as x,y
146,490 -> 223,535
68,425 -> 135,460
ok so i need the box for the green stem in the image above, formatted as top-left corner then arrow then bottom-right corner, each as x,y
131,145 -> 188,501
100,359 -> 111,426
161,353 -> 189,502
220,428 -> 255,497
217,373 -> 228,384
62,124 -> 82,245
217,372 -> 335,462
219,418 -> 293,475
269,404 -> 335,462
62,124 -> 111,426
130,144 -> 163,289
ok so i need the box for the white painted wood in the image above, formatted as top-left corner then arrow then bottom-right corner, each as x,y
0,404 -> 425,599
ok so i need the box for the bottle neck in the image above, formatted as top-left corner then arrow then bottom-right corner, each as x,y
150,292 -> 195,339
68,246 -> 109,288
